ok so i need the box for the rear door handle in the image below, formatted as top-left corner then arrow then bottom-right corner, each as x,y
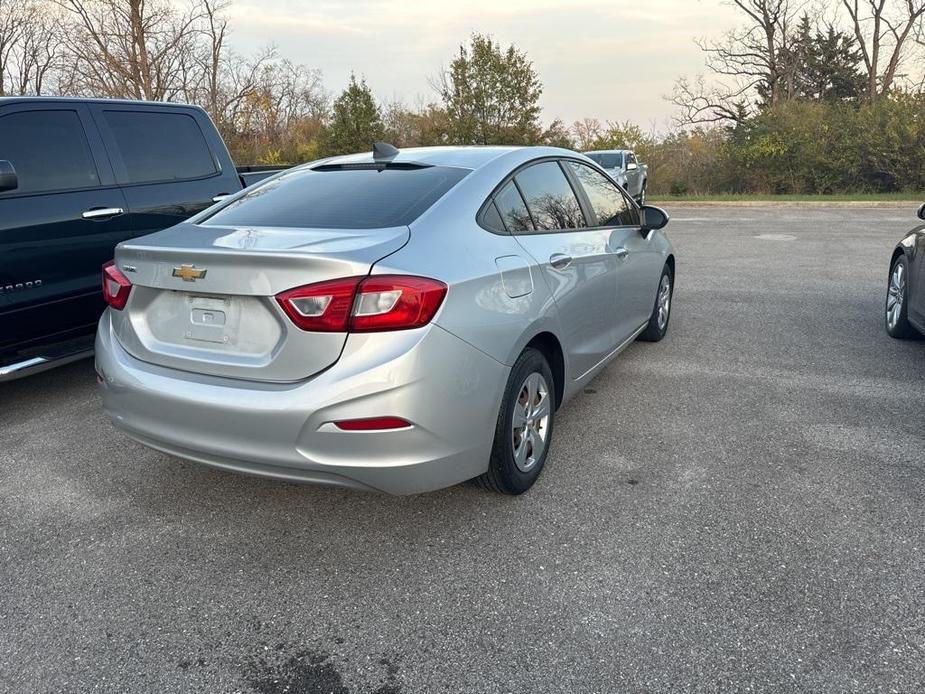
613,247 -> 629,259
212,194 -> 231,203
82,207 -> 124,220
549,253 -> 573,270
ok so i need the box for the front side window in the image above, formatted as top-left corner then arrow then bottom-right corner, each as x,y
103,110 -> 217,184
204,165 -> 469,230
514,161 -> 586,231
0,110 -> 99,194
568,162 -> 638,227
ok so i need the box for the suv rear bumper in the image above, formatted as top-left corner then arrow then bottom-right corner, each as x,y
95,311 -> 509,494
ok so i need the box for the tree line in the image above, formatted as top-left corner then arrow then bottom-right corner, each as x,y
2,0 -> 925,194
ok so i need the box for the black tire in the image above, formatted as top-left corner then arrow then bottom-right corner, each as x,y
638,263 -> 673,342
477,348 -> 555,495
886,254 -> 915,339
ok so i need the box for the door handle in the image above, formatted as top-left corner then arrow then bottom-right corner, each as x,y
549,253 -> 573,270
212,194 -> 231,203
82,207 -> 124,220
613,247 -> 629,259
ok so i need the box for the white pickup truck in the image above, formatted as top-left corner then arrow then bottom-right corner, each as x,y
584,149 -> 648,205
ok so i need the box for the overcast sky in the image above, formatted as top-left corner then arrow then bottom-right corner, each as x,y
225,0 -> 743,129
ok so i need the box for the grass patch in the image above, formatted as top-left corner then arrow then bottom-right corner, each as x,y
649,192 -> 924,203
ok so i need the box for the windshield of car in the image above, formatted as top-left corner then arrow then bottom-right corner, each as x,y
585,153 -> 623,169
203,165 -> 470,229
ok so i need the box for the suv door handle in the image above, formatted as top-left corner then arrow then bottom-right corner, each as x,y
212,194 -> 231,203
549,253 -> 573,270
613,247 -> 629,259
82,207 -> 124,220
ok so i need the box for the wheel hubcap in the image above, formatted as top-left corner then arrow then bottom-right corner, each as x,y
511,372 -> 551,473
656,274 -> 671,331
887,263 -> 905,329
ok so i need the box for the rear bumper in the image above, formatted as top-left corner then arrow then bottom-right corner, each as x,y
95,311 -> 509,494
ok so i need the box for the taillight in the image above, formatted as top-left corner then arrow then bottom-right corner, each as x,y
102,261 -> 132,310
276,275 -> 447,333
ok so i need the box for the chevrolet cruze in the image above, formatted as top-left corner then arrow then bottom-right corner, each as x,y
96,145 -> 675,495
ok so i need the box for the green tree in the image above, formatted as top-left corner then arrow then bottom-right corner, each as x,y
439,33 -> 542,145
319,74 -> 383,156
777,16 -> 865,102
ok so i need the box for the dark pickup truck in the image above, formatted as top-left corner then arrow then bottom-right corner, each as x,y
0,97 -> 281,381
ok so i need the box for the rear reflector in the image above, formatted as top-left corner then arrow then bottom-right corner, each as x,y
333,417 -> 412,431
102,261 -> 132,310
276,275 -> 447,333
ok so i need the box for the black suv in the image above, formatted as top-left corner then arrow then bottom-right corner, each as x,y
0,98 -> 270,381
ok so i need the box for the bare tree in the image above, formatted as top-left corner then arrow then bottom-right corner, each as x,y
0,0 -> 62,95
841,0 -> 925,98
672,0 -> 800,125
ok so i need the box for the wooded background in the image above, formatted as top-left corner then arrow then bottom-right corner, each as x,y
2,0 -> 925,195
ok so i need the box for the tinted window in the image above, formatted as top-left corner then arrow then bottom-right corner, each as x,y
482,200 -> 507,233
514,161 -> 586,231
104,110 -> 217,184
627,153 -> 637,165
493,181 -> 533,232
569,162 -> 638,226
586,152 -> 623,170
0,110 -> 99,194
204,165 -> 469,229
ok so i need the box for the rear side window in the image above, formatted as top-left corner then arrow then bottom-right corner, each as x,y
204,166 -> 470,229
514,161 -> 586,231
493,181 -> 533,232
0,110 -> 99,194
586,152 -> 623,169
568,162 -> 638,227
103,110 -> 217,184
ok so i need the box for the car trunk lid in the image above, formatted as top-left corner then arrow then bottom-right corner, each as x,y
109,222 -> 409,382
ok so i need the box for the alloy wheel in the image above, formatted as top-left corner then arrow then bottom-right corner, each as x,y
887,262 -> 905,330
656,273 -> 672,331
511,372 -> 551,473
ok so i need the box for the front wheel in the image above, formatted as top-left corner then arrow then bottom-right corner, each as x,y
477,348 -> 555,495
638,263 -> 673,342
886,255 -> 915,339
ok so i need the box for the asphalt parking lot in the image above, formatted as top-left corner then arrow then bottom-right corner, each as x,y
2,205 -> 924,693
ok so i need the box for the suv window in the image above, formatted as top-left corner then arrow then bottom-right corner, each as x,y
492,181 -> 533,232
0,110 -> 99,194
586,152 -> 623,170
103,110 -> 217,184
568,162 -> 638,227
626,153 -> 637,166
514,161 -> 586,231
204,165 -> 469,230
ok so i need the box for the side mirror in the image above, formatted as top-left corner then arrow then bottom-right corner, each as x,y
640,205 -> 669,232
918,202 -> 925,221
0,160 -> 18,193
626,162 -> 639,172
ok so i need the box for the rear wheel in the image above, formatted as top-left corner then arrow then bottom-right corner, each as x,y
638,264 -> 673,342
477,348 -> 555,495
886,255 -> 915,339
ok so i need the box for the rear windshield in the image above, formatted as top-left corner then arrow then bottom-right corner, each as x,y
586,153 -> 623,169
203,165 -> 470,230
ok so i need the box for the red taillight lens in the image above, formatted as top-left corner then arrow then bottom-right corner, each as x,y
102,261 -> 132,310
276,275 -> 447,333
333,417 -> 412,431
276,277 -> 361,332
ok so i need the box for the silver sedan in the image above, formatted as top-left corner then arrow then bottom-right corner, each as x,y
95,145 -> 674,495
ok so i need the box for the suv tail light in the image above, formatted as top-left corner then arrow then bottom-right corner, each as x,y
276,275 -> 447,333
102,261 -> 132,310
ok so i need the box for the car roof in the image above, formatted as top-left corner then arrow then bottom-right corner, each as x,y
584,149 -> 631,155
0,96 -> 201,110
320,145 -> 581,171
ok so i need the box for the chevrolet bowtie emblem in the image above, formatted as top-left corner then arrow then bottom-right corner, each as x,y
172,264 -> 207,282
